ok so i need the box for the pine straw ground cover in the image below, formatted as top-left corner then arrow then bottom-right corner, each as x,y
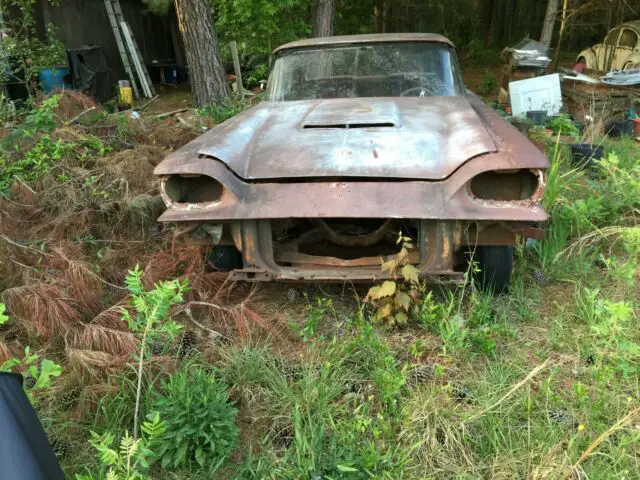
1,93 -> 639,479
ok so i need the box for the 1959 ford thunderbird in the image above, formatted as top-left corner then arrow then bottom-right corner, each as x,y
154,33 -> 548,292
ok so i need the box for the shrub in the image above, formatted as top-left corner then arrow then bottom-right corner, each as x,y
151,367 -> 239,470
477,70 -> 498,96
545,113 -> 580,137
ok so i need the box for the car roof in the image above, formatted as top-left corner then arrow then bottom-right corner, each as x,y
617,20 -> 640,31
273,33 -> 454,54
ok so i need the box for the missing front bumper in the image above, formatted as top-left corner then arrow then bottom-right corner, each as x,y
221,219 -> 541,282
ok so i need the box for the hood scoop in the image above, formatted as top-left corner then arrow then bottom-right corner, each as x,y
301,100 -> 401,131
303,121 -> 395,129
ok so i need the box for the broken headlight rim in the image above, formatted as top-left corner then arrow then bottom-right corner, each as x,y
160,174 -> 226,207
467,168 -> 545,202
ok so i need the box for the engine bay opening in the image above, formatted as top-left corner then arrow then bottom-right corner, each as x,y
164,175 -> 224,204
470,169 -> 538,201
272,218 -> 418,264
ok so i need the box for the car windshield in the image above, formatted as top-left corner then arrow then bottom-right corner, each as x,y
266,42 -> 464,101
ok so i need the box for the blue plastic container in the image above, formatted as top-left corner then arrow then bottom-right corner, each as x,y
39,67 -> 70,92
164,67 -> 178,84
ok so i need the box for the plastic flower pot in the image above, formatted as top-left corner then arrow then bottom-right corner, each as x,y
526,110 -> 547,125
570,144 -> 605,170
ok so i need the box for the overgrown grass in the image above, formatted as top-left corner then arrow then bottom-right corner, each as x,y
10,124 -> 639,478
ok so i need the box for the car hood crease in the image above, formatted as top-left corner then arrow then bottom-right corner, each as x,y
193,96 -> 498,181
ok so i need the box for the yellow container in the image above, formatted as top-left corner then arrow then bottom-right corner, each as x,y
118,86 -> 133,108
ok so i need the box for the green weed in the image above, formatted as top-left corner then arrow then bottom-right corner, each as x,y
77,413 -> 165,480
151,366 -> 239,472
476,70 -> 498,96
197,96 -> 252,123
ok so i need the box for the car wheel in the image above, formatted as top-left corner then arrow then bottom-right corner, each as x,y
209,246 -> 243,272
473,246 -> 513,294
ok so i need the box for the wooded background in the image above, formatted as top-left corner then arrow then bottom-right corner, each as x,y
210,0 -> 639,61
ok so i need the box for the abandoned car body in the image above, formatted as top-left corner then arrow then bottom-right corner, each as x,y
577,20 -> 640,72
154,33 -> 548,291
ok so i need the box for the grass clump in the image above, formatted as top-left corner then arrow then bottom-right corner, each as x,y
197,96 -> 253,124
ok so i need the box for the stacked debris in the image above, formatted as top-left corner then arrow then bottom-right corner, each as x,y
501,37 -> 551,69
601,69 -> 640,86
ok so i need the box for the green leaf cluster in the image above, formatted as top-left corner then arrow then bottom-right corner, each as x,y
76,413 -> 165,480
150,367 -> 239,471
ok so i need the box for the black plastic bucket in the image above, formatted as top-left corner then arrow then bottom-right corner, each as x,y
570,144 -> 605,169
526,110 -> 547,125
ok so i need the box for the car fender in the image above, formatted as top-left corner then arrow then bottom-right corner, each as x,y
577,47 -> 597,69
622,52 -> 640,69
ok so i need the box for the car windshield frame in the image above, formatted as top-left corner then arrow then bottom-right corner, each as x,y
266,41 -> 465,102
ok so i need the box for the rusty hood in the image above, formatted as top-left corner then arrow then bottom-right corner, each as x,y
173,96 -> 498,180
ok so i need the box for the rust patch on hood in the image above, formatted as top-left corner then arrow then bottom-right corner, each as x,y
194,96 -> 497,181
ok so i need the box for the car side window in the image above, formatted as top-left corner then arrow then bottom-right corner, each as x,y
618,29 -> 638,48
604,28 -> 621,45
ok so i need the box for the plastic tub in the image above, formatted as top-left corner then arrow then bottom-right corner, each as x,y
570,144 -> 605,170
39,67 -> 70,92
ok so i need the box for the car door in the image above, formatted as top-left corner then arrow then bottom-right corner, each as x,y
613,27 -> 639,70
598,27 -> 621,71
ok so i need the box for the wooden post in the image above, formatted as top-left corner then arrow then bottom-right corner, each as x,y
229,40 -> 243,97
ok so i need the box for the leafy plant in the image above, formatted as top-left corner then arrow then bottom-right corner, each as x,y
545,114 -> 580,138
0,303 -> 62,399
76,413 -> 165,480
151,367 -> 239,470
120,266 -> 188,437
0,4 -> 67,97
477,70 -> 498,96
365,232 -> 420,327
292,296 -> 336,341
197,96 -> 252,122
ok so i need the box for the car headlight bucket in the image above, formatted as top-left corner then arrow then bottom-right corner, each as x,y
161,174 -> 224,206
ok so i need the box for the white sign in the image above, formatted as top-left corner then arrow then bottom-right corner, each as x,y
509,73 -> 562,117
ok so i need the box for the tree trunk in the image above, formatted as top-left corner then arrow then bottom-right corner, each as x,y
481,0 -> 494,42
540,0 -> 560,46
551,0 -> 569,71
174,0 -> 229,107
382,0 -> 391,33
312,0 -> 336,37
374,0 -> 382,33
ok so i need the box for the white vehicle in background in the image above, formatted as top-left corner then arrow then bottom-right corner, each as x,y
577,20 -> 640,72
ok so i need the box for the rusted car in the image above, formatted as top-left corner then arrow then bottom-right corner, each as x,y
155,33 -> 548,292
577,20 -> 640,72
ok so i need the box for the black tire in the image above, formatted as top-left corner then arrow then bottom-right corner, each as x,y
473,246 -> 513,294
209,246 -> 243,272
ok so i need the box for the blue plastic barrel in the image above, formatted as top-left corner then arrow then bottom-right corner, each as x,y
39,67 -> 70,92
